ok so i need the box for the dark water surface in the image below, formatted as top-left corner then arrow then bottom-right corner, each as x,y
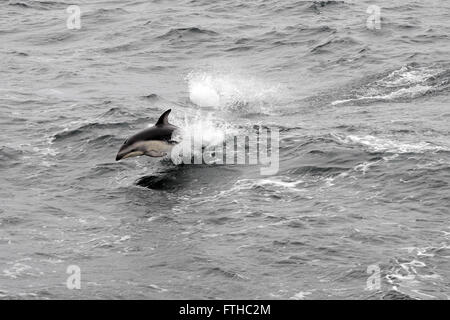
1,0 -> 449,299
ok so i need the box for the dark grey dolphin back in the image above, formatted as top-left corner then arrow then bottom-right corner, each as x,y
122,109 -> 178,147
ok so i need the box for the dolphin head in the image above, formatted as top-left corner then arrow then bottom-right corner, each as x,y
116,109 -> 178,161
115,140 -> 144,161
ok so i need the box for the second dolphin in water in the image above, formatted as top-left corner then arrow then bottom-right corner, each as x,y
115,109 -> 178,161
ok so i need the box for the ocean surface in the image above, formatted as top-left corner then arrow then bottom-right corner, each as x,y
1,0 -> 449,299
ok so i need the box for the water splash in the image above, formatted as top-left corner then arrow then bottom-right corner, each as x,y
170,110 -> 239,164
187,71 -> 282,113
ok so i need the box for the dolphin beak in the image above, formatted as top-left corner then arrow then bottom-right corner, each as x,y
116,145 -> 143,161
116,144 -> 126,161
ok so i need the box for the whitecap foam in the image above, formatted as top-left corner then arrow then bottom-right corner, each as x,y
332,64 -> 449,105
353,159 -> 382,174
334,134 -> 448,154
377,64 -> 444,88
289,291 -> 312,300
234,177 -> 305,192
331,84 -> 433,105
3,260 -> 36,279
386,257 -> 444,300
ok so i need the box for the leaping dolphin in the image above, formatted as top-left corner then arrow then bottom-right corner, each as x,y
115,109 -> 178,161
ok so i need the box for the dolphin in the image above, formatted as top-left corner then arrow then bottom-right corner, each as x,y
115,109 -> 178,161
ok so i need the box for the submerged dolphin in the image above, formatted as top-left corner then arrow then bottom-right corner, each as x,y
115,109 -> 178,161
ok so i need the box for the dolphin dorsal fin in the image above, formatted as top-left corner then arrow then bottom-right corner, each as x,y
155,109 -> 171,126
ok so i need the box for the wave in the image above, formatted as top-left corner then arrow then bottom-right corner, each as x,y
234,177 -> 306,194
82,7 -> 129,19
52,122 -> 129,141
27,32 -> 75,45
8,0 -> 70,10
2,262 -> 35,279
99,107 -> 134,118
278,132 -> 448,179
136,174 -> 181,190
332,63 -> 450,105
140,93 -> 161,101
51,107 -> 152,142
85,134 -> 121,147
385,252 -> 448,299
91,8 -> 129,16
381,290 -> 415,300
158,27 -> 218,40
286,24 -> 336,37
308,0 -> 346,10
0,146 -> 24,162
203,266 -> 248,280
333,134 -> 449,154
311,36 -> 360,53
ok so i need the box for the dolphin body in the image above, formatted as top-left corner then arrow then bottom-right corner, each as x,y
116,109 -> 178,161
